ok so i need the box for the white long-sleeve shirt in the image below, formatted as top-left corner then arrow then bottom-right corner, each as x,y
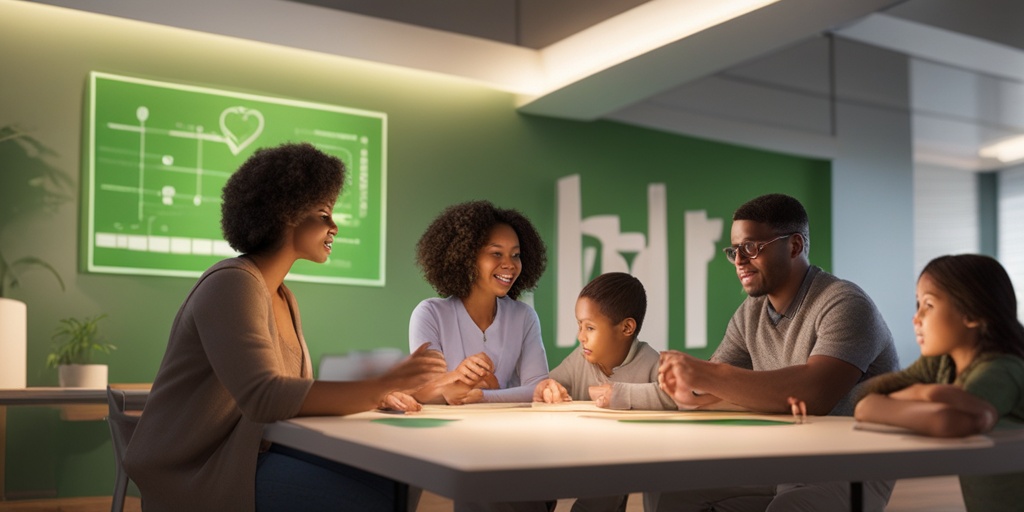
409,295 -> 549,402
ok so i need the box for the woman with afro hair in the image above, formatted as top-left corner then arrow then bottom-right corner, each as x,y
408,200 -> 550,406
124,143 -> 445,512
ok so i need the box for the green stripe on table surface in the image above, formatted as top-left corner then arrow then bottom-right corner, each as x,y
371,418 -> 460,428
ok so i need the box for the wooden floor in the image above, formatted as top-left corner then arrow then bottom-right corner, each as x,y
0,477 -> 963,511
415,476 -> 966,512
0,496 -> 140,512
885,476 -> 966,512
416,492 -> 645,512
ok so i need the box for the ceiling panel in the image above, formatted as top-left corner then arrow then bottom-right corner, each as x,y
28,0 -> 1024,169
284,0 -> 651,48
884,0 -> 1024,51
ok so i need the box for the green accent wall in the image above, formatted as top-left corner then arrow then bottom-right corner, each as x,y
0,1 -> 830,499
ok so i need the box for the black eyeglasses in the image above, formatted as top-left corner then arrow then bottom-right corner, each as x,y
723,234 -> 795,263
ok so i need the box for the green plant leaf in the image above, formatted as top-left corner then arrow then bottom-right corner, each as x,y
0,124 -> 71,298
47,314 -> 116,368
3,256 -> 65,295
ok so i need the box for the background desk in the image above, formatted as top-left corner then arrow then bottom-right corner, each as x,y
264,404 -> 1024,505
0,386 -> 149,502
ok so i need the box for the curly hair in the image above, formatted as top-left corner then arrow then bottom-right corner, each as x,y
221,142 -> 345,254
416,200 -> 547,300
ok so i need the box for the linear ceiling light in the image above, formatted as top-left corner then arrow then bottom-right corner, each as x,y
535,0 -> 782,93
979,134 -> 1024,163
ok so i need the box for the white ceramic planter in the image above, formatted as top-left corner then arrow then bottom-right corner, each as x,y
58,364 -> 108,388
0,298 -> 27,389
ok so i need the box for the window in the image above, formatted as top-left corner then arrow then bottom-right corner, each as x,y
998,166 -> 1024,319
914,163 -> 979,275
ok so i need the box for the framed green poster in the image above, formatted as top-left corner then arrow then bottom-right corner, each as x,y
83,71 -> 387,286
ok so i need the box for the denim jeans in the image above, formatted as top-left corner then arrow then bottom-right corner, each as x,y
256,443 -> 402,512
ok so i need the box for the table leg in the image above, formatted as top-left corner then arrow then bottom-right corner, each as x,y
394,482 -> 409,512
850,481 -> 863,512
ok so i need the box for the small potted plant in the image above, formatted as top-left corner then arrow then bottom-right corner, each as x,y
46,314 -> 117,388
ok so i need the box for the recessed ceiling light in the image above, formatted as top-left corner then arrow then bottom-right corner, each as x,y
979,134 -> 1024,163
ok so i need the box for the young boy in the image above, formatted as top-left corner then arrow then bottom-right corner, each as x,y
533,272 -> 675,512
533,272 -> 676,410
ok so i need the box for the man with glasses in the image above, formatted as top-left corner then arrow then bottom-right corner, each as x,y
649,193 -> 899,511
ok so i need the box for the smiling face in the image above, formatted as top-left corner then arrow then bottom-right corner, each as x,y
575,296 -> 634,376
470,223 -> 521,299
290,200 -> 338,264
914,272 -> 979,364
729,220 -> 794,298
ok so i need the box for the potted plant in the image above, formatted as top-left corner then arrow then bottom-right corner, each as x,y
46,314 -> 117,388
0,124 -> 70,389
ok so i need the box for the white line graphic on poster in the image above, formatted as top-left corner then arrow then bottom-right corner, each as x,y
96,105 -> 264,257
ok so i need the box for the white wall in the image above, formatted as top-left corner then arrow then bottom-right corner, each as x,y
913,163 -> 980,274
831,39 -> 916,367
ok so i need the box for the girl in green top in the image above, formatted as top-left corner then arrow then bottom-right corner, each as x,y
855,254 -> 1024,512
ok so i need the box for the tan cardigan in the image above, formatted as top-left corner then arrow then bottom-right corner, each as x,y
124,257 -> 314,511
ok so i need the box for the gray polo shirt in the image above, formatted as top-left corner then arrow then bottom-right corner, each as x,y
712,265 -> 900,415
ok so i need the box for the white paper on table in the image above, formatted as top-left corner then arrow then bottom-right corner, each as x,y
853,421 -> 917,434
415,403 -> 533,414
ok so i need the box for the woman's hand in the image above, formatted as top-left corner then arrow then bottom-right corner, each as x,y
441,381 -> 484,405
379,391 -> 423,412
300,346 -> 445,417
379,344 -> 448,392
475,371 -> 499,390
407,350 -> 500,405
453,352 -> 495,387
533,379 -> 571,403
439,362 -> 498,404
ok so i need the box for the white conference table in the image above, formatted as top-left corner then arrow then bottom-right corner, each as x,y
263,402 -> 1024,506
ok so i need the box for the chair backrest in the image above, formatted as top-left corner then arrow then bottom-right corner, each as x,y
106,386 -> 147,463
107,386 -> 148,512
318,348 -> 406,381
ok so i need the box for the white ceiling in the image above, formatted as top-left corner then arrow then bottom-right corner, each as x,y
30,0 -> 1024,170
280,0 -> 1024,170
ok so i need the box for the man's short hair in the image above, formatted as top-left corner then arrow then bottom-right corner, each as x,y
578,272 -> 647,339
733,193 -> 810,254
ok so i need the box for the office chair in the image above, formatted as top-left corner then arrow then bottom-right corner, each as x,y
317,349 -> 422,510
318,348 -> 405,381
106,386 -> 148,512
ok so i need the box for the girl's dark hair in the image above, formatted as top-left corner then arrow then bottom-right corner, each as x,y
221,143 -> 344,254
578,272 -> 647,339
922,254 -> 1024,359
416,200 -> 547,300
